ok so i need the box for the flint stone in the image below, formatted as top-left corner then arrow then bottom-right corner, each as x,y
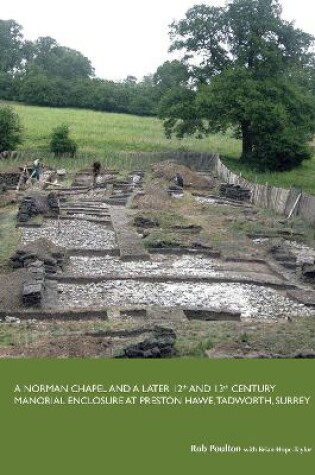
5,316 -> 21,324
23,283 -> 43,296
44,257 -> 57,266
30,260 -> 45,268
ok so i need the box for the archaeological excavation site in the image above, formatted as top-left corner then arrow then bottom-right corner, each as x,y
1,152 -> 315,358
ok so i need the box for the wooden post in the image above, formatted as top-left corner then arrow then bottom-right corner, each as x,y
288,193 -> 302,219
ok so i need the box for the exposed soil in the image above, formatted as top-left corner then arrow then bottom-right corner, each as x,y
152,160 -> 214,188
133,183 -> 172,210
0,334 -> 113,358
0,268 -> 30,310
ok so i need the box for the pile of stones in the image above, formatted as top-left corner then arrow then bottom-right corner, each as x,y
11,251 -> 43,270
0,171 -> 20,187
1,316 -> 21,324
20,258 -> 45,306
119,326 -> 176,358
11,239 -> 66,307
11,248 -> 65,275
23,281 -> 44,306
17,196 -> 41,222
17,193 -> 60,223
220,183 -> 251,201
47,193 -> 60,216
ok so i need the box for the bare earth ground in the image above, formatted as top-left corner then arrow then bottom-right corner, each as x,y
0,269 -> 31,310
0,162 -> 315,358
1,317 -> 314,358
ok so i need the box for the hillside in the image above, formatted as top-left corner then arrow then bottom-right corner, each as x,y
2,101 -> 315,195
0,100 -> 240,158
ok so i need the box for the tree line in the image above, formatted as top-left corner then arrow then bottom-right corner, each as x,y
2,0 -> 315,172
0,19 -> 165,116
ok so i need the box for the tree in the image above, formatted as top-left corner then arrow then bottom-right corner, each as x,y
0,19 -> 33,75
153,60 -> 190,94
0,18 -> 159,116
0,72 -> 14,100
124,75 -> 137,84
0,19 -> 24,74
0,106 -> 23,152
162,0 -> 315,170
50,125 -> 77,157
159,87 -> 202,138
27,36 -> 94,80
18,73 -> 71,106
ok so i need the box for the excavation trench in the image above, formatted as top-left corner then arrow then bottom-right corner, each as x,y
18,191 -> 315,323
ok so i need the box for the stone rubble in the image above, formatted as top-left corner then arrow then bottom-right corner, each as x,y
10,249 -> 65,275
66,254 -> 279,284
4,316 -> 21,324
67,254 -> 218,277
46,193 -> 60,216
22,282 -> 43,306
56,280 -> 315,319
271,240 -> 315,281
17,194 -> 59,223
220,183 -> 251,201
17,196 -> 41,222
10,240 -> 67,308
21,219 -> 117,249
196,196 -> 221,205
285,240 -> 315,265
0,171 -> 20,186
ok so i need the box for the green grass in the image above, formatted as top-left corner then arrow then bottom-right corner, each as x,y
142,231 -> 181,249
134,211 -> 188,228
2,100 -> 315,195
222,150 -> 315,196
175,317 -> 315,357
0,100 -> 241,172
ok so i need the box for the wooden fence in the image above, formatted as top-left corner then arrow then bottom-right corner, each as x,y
117,151 -> 315,225
211,154 -> 315,225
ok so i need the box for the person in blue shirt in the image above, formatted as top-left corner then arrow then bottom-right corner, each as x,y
30,159 -> 43,181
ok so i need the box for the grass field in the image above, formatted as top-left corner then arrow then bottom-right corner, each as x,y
223,153 -> 315,195
0,100 -> 240,164
1,100 -> 315,194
